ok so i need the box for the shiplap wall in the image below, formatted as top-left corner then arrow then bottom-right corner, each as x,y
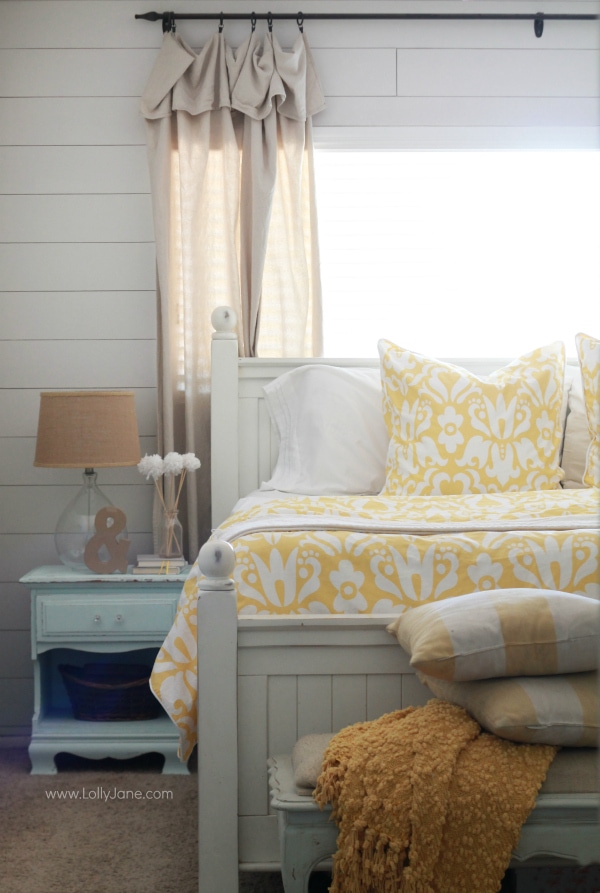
0,0 -> 598,742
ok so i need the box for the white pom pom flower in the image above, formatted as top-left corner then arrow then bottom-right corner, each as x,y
182,453 -> 201,472
163,451 -> 185,475
138,454 -> 165,481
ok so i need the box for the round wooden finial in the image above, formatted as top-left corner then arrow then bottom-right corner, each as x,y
211,306 -> 237,334
198,540 -> 236,579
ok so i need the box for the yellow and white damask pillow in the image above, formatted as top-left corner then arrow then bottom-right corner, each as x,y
575,333 -> 600,488
378,340 -> 566,496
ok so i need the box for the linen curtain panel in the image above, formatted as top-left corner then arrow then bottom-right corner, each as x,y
141,28 -> 325,557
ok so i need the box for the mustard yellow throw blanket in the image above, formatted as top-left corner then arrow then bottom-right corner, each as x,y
313,700 -> 557,893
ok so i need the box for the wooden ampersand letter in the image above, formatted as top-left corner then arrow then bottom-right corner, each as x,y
84,506 -> 130,574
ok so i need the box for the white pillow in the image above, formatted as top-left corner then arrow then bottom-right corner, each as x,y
561,364 -> 592,489
262,365 -> 389,495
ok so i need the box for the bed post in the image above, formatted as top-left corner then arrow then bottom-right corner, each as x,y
211,306 -> 240,528
196,539 -> 238,893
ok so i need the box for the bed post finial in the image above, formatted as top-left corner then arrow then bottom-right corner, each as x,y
211,305 -> 238,340
197,539 -> 235,587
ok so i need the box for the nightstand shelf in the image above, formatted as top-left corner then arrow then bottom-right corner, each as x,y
20,565 -> 191,775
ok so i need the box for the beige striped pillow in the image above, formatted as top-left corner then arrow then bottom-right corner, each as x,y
387,589 -> 599,682
421,672 -> 598,747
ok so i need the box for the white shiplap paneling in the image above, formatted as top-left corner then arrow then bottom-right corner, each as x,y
0,98 -> 145,145
0,146 -> 150,194
317,96 -> 599,127
0,49 -> 157,97
0,195 -> 154,243
0,340 -> 156,389
0,293 -> 156,340
396,48 -> 600,96
0,243 -> 155,291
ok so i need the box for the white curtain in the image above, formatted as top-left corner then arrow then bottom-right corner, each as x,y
140,27 -> 325,558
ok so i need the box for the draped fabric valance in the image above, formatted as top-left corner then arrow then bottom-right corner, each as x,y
141,31 -> 325,122
141,29 -> 325,557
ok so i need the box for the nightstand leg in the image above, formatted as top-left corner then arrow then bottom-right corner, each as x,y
28,742 -> 58,775
160,748 -> 190,775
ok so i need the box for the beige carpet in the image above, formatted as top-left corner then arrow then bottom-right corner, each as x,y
5,747 -> 584,893
0,747 -> 331,893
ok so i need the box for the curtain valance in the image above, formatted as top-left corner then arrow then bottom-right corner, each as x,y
141,31 -> 325,122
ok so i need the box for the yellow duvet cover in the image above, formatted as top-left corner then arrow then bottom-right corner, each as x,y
151,488 -> 600,760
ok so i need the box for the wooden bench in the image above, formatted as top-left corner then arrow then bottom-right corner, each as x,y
268,743 -> 600,893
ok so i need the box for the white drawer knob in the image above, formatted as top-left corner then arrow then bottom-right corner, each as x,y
115,614 -> 123,622
93,615 -> 101,624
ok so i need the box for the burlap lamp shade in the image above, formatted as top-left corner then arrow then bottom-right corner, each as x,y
34,391 -> 141,469
34,391 -> 141,571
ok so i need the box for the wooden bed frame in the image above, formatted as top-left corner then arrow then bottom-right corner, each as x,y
196,309 -> 599,893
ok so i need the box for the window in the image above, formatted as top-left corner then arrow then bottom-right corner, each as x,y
314,152 -> 599,358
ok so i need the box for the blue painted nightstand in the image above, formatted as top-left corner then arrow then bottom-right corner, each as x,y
20,565 -> 191,775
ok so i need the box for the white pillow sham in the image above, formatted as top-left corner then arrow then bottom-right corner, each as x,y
561,363 -> 592,489
261,365 -> 390,495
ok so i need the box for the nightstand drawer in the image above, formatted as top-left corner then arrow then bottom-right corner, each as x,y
38,597 -> 177,639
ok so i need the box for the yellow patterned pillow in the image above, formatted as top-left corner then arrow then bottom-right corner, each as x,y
378,340 -> 566,496
575,333 -> 600,488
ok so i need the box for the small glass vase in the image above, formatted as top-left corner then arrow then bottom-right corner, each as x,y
158,510 -> 184,560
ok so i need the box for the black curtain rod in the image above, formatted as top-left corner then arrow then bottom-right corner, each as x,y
135,10 -> 598,39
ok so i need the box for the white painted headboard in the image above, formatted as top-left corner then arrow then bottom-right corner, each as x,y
209,307 -> 531,528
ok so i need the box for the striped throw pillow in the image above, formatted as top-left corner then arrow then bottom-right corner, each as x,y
421,672 -> 598,747
387,589 -> 599,682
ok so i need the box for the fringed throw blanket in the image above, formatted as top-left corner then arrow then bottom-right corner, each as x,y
313,700 -> 557,893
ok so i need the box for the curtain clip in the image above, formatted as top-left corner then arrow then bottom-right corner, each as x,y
296,12 -> 304,33
250,12 -> 257,32
219,12 -> 224,33
162,11 -> 176,33
267,12 -> 273,32
534,12 -> 544,38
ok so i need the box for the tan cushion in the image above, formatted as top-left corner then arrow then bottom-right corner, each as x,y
421,671 -> 598,747
387,589 -> 600,682
291,732 -> 334,794
289,736 -> 598,794
541,747 -> 599,793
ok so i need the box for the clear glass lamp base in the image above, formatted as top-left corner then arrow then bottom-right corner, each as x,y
55,469 -> 128,572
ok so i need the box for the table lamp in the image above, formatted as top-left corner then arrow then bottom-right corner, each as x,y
34,391 -> 141,571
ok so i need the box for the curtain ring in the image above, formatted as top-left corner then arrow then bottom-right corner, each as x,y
296,12 -> 304,33
218,12 -> 224,33
267,12 -> 273,32
250,12 -> 257,32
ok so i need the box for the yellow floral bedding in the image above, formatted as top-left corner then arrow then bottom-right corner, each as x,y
151,488 -> 600,760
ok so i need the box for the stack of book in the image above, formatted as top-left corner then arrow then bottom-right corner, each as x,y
133,554 -> 188,575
